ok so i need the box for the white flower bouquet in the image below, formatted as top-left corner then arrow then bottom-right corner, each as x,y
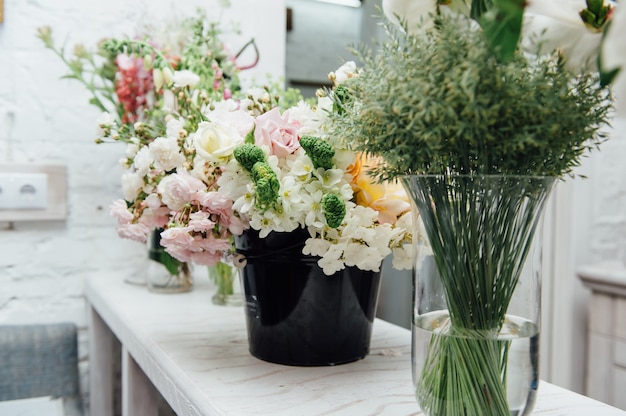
216,63 -> 416,275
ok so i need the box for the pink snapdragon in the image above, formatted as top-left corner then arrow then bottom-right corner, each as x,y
115,54 -> 154,124
254,107 -> 301,157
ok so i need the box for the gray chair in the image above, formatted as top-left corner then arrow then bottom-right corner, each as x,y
0,323 -> 83,416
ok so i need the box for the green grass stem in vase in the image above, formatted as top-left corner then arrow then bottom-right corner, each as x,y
325,7 -> 612,414
209,260 -> 242,306
403,175 -> 554,415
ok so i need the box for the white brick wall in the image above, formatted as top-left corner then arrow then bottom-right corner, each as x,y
0,0 -> 284,411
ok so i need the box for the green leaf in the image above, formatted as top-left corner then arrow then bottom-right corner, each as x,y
600,66 -> 620,87
480,0 -> 525,62
244,125 -> 256,144
470,0 -> 494,20
160,250 -> 182,276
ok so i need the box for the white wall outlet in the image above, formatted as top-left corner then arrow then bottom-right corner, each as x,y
0,164 -> 67,221
0,173 -> 48,209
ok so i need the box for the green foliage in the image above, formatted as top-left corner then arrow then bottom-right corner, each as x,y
300,136 -> 335,170
234,143 -> 266,171
321,193 -> 346,228
233,143 -> 279,209
480,0 -> 525,61
328,16 -> 612,181
251,162 -> 280,209
579,0 -> 613,29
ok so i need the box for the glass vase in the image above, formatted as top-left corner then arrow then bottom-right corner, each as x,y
209,261 -> 243,306
146,228 -> 193,294
401,175 -> 555,416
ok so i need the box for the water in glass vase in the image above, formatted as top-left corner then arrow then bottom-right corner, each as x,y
412,311 -> 538,416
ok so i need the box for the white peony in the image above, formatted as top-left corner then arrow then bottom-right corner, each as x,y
522,0 -> 612,73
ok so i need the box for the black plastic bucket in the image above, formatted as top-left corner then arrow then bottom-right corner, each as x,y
235,228 -> 382,366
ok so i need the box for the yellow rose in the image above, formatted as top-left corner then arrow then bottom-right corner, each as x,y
352,155 -> 410,224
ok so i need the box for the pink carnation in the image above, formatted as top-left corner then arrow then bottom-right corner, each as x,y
198,191 -> 247,234
254,107 -> 300,156
189,250 -> 223,266
162,244 -> 193,263
110,199 -> 133,224
158,172 -> 206,210
138,205 -> 170,229
116,223 -> 150,242
160,228 -> 197,251
188,211 -> 216,232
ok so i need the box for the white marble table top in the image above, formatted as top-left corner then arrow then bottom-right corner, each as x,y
85,272 -> 626,416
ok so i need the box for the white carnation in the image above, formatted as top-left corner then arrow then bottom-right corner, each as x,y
331,61 -> 357,85
173,70 -> 200,87
133,146 -> 152,176
125,142 -> 139,158
121,172 -> 144,201
149,136 -> 186,171
166,117 -> 186,139
96,112 -> 116,138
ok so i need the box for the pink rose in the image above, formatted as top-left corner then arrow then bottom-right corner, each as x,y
254,107 -> 300,156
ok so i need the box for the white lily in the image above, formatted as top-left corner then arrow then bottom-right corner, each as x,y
602,4 -> 626,116
522,0 -> 613,73
382,0 -> 438,33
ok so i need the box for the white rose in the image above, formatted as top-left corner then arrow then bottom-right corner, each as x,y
173,70 -> 200,88
193,121 -> 243,163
